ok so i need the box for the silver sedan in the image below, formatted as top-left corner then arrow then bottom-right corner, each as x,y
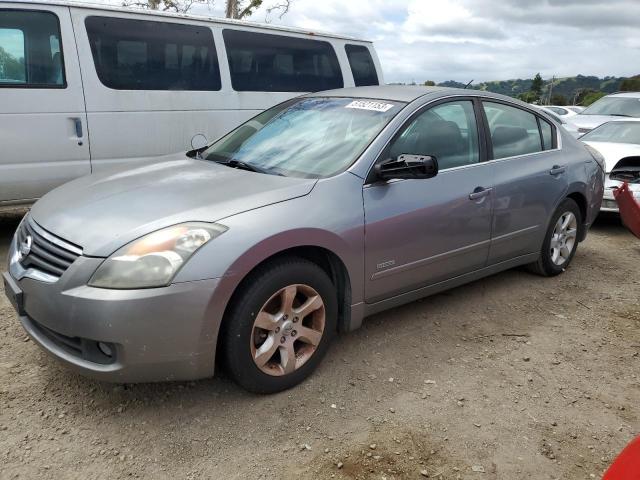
3,86 -> 604,393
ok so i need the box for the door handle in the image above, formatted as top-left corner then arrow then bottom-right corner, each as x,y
469,187 -> 492,200
73,118 -> 83,138
549,165 -> 566,175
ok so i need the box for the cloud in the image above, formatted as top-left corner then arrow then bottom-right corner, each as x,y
86,0 -> 640,83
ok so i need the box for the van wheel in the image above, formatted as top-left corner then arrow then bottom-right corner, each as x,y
221,258 -> 337,394
528,198 -> 581,277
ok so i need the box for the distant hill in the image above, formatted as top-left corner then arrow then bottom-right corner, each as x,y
436,75 -> 635,103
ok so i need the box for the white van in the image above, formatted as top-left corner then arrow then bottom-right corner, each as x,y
0,1 -> 383,208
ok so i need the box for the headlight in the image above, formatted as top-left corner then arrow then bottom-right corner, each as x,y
89,222 -> 227,289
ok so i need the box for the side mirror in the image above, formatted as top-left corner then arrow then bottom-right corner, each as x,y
375,154 -> 438,181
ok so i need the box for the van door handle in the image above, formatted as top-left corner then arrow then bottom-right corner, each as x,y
72,117 -> 83,138
549,165 -> 566,175
469,187 -> 492,200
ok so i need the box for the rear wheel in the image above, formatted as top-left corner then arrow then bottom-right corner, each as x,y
528,198 -> 581,276
221,258 -> 337,394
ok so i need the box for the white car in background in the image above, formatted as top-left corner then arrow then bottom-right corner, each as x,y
565,92 -> 640,138
565,106 -> 585,114
538,105 -> 579,118
580,119 -> 640,212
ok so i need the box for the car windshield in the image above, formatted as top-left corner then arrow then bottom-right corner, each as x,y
582,97 -> 640,117
201,97 -> 404,178
581,121 -> 640,144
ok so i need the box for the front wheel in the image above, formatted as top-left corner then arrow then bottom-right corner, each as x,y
221,258 -> 337,394
528,198 -> 582,277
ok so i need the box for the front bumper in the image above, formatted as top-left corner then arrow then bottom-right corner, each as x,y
601,177 -> 640,213
5,230 -> 223,383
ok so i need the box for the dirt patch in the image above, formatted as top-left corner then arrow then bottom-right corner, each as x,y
1,211 -> 639,479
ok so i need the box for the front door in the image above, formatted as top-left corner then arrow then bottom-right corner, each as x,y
0,5 -> 90,204
363,99 -> 493,303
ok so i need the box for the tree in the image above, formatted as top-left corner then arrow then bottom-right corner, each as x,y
121,0 -> 292,18
517,91 -> 538,104
550,93 -> 567,105
530,73 -> 543,98
423,80 -> 436,86
620,75 -> 640,92
226,0 -> 292,19
122,0 -> 211,13
576,89 -> 606,106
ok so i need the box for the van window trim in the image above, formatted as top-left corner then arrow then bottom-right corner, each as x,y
0,9 -> 67,89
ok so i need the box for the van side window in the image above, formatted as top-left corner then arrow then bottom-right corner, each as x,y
482,102 -> 543,159
223,29 -> 343,92
0,10 -> 65,87
345,44 -> 378,87
85,16 -> 221,91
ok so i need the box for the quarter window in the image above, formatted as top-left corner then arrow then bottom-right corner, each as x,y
483,102 -> 543,159
85,16 -> 221,91
345,44 -> 378,87
389,100 -> 480,170
0,10 -> 65,87
223,29 -> 343,92
539,118 -> 554,150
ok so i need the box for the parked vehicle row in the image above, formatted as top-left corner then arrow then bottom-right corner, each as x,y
580,120 -> 640,212
0,0 -> 382,208
3,86 -> 605,392
564,91 -> 640,137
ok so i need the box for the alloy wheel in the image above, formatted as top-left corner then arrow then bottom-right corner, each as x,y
250,284 -> 326,376
550,211 -> 577,266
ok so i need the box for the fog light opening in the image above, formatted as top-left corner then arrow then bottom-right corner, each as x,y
97,341 -> 113,358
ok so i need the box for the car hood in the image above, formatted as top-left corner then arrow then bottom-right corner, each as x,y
30,154 -> 317,256
566,114 -> 628,131
581,141 -> 640,172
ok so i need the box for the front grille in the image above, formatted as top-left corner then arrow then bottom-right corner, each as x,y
16,217 -> 82,279
29,317 -> 116,365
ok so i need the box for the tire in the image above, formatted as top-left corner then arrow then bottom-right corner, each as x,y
221,257 -> 337,394
528,198 -> 582,277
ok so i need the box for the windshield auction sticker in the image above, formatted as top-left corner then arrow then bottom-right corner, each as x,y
345,100 -> 395,112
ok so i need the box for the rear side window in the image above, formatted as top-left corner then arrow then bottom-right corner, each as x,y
223,29 -> 343,92
483,102 -> 543,159
85,16 -> 221,91
0,10 -> 65,87
539,118 -> 554,150
345,44 -> 378,87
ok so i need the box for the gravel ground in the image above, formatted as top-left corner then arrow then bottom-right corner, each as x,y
1,209 -> 639,480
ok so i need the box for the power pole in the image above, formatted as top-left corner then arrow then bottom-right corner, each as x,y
547,76 -> 555,105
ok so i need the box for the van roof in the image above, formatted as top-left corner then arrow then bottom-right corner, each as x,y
8,0 -> 372,43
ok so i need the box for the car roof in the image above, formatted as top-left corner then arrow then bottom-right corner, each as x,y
608,91 -> 640,98
308,85 -> 530,105
9,0 -> 371,42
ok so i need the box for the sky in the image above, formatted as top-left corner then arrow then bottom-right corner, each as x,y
86,0 -> 640,84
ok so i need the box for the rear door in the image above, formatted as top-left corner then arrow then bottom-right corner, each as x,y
0,5 -> 90,204
481,100 -> 568,264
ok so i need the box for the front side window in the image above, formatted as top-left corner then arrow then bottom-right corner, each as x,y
0,10 -> 64,87
223,29 -> 343,92
202,97 -> 403,178
85,16 -> 221,91
388,100 -> 480,170
345,44 -> 378,87
483,102 -> 543,159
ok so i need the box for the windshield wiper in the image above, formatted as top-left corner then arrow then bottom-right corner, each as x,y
609,114 -> 633,117
213,158 -> 283,176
